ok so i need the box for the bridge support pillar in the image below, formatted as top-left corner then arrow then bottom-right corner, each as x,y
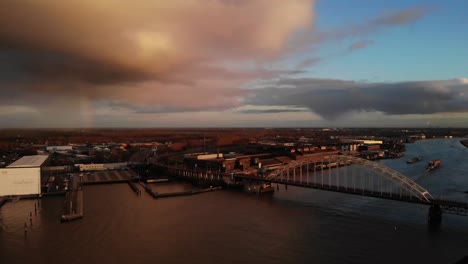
428,204 -> 442,226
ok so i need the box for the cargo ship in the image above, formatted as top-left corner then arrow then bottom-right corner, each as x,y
426,160 -> 441,171
406,157 -> 421,164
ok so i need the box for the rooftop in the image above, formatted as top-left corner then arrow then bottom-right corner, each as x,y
7,155 -> 49,168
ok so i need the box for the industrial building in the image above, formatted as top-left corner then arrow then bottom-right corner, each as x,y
183,153 -> 227,172
76,163 -> 128,171
0,155 -> 49,196
46,145 -> 73,152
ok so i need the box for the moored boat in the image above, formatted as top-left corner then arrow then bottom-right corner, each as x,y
426,160 -> 441,171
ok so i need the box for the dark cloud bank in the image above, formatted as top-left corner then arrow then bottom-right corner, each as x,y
246,78 -> 468,119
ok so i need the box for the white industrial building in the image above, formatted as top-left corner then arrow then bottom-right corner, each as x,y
0,155 -> 49,196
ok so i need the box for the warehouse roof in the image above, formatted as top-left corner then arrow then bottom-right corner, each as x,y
7,155 -> 49,168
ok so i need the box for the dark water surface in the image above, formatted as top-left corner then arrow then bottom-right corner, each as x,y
1,139 -> 468,264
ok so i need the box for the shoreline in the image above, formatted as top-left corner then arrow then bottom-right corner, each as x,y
461,140 -> 468,148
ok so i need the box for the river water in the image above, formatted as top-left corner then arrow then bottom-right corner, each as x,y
1,138 -> 468,264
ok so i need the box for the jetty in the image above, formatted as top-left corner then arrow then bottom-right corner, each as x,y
61,176 -> 83,222
127,180 -> 142,196
139,181 -> 222,199
154,186 -> 222,198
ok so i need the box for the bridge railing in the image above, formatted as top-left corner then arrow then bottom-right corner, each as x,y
264,155 -> 433,203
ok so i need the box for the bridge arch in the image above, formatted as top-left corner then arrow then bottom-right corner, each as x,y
265,155 -> 433,203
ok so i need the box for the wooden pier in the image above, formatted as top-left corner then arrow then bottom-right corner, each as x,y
140,182 -> 158,198
149,186 -> 222,199
61,176 -> 83,222
60,170 -> 140,222
127,180 -> 141,196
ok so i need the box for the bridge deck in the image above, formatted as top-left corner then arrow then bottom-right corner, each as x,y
153,163 -> 468,216
235,175 -> 468,216
237,175 -> 429,204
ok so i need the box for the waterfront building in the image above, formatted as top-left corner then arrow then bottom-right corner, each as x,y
0,155 -> 49,196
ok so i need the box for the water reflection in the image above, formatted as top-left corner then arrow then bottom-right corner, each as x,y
1,139 -> 468,264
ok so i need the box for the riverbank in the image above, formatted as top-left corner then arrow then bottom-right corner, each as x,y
461,140 -> 468,148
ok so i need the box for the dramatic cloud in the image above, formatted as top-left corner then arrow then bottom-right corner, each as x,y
240,109 -> 308,114
295,57 -> 322,71
0,0 -> 314,112
307,6 -> 432,45
246,78 -> 468,119
234,105 -> 309,114
347,40 -> 374,52
0,1 -> 443,127
372,6 -> 431,26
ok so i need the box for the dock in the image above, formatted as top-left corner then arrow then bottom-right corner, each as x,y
138,181 -> 221,199
61,176 -> 83,222
59,170 -> 140,222
0,196 -> 7,208
127,180 -> 141,195
146,178 -> 169,183
0,192 -> 66,206
41,191 -> 67,197
79,170 -> 136,185
139,182 -> 158,198
195,186 -> 223,194
151,186 -> 222,199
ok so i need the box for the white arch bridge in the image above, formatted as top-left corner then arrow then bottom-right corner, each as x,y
233,155 -> 468,216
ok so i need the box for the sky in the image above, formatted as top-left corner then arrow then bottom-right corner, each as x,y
0,0 -> 467,128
